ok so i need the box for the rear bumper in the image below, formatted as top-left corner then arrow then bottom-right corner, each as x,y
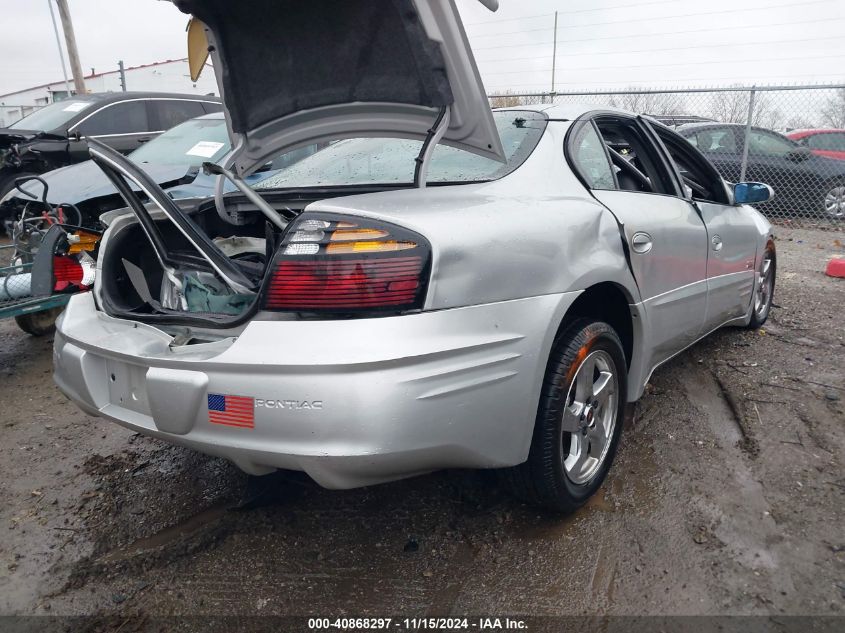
53,291 -> 577,488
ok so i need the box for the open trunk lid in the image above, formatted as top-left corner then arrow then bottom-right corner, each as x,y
172,0 -> 504,176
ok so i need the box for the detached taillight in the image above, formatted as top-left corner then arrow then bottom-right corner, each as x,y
52,254 -> 96,291
263,214 -> 430,313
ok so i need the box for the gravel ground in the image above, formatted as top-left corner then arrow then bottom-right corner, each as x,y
0,227 -> 843,627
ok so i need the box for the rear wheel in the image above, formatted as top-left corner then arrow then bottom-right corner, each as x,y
822,183 -> 845,219
500,319 -> 627,513
14,306 -> 65,337
747,245 -> 775,329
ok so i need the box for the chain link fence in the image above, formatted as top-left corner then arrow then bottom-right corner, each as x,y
489,84 -> 845,229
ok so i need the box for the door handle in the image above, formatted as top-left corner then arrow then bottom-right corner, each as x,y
630,231 -> 653,254
137,137 -> 152,144
711,235 -> 723,252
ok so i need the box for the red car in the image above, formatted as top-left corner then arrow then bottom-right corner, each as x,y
787,129 -> 845,161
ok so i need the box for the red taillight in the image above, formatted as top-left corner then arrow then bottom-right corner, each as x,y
51,255 -> 95,292
263,214 -> 430,313
53,256 -> 84,289
266,257 -> 423,309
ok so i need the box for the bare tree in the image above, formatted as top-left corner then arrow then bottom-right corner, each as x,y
707,89 -> 783,129
489,90 -> 526,108
820,88 -> 845,128
607,90 -> 683,115
708,90 -> 751,123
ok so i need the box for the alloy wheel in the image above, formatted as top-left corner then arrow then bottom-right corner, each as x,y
824,185 -> 845,218
560,349 -> 619,485
754,251 -> 774,320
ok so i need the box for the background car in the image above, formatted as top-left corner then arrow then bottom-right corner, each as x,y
0,112 -> 315,232
645,114 -> 714,128
787,128 -> 845,161
679,122 -> 845,219
0,91 -> 222,228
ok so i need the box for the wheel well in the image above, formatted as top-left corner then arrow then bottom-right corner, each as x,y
562,283 -> 634,368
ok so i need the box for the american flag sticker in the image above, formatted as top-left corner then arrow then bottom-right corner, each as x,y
207,393 -> 255,429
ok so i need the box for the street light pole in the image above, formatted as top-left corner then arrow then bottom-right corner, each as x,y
54,0 -> 87,95
47,0 -> 71,99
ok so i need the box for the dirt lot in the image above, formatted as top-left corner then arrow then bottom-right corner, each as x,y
0,227 -> 843,628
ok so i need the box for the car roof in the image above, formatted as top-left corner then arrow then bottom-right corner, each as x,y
82,91 -> 221,103
787,128 -> 845,136
494,103 -> 633,120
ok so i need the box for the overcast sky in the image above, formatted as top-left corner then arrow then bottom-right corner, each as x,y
1,0 -> 843,98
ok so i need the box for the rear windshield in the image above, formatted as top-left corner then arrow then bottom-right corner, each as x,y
129,117 -> 230,166
9,99 -> 96,131
255,110 -> 546,189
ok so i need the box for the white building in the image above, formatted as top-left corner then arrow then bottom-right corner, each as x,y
0,58 -> 218,127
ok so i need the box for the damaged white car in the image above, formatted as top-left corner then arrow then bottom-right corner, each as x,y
53,0 -> 776,512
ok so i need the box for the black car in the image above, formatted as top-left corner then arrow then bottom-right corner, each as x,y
645,114 -> 714,128
678,122 -> 845,219
0,92 -> 222,209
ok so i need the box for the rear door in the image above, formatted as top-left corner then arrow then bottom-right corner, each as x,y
647,122 -> 758,331
683,126 -> 743,184
148,99 -> 208,132
569,114 -> 709,368
69,99 -> 152,158
741,127 -> 817,207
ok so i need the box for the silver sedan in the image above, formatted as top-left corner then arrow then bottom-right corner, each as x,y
52,0 -> 775,512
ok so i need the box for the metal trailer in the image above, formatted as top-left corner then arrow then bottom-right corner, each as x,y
0,243 -> 70,335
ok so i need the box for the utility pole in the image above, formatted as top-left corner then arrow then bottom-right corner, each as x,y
550,11 -> 558,97
46,0 -> 71,99
118,60 -> 127,91
54,0 -> 86,95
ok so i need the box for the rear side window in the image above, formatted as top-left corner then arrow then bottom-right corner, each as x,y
807,133 -> 845,151
689,128 -> 738,153
78,101 -> 149,136
568,120 -> 616,190
150,100 -> 207,130
594,116 -> 679,196
747,130 -> 794,156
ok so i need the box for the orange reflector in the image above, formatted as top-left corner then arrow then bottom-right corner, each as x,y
67,231 -> 101,254
330,228 -> 389,242
326,240 -> 417,254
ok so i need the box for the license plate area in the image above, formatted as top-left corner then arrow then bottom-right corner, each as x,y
106,359 -> 151,415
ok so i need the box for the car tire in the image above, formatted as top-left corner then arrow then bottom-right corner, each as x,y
747,244 -> 776,329
14,306 -> 65,337
500,319 -> 627,513
822,182 -> 845,219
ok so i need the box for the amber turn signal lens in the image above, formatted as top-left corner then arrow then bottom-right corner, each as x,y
330,228 -> 389,242
326,240 -> 417,254
67,230 -> 101,254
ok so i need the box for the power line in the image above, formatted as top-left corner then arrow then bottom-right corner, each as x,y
464,12 -> 551,27
479,53 -> 845,77
474,35 -> 845,65
484,72 -> 845,90
464,0 -> 719,28
470,16 -> 845,51
468,0 -> 832,37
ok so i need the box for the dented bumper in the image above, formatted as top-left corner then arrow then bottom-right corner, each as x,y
53,291 -> 577,488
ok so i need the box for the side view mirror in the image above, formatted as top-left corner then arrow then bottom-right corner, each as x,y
786,147 -> 811,162
69,131 -> 82,142
734,182 -> 774,205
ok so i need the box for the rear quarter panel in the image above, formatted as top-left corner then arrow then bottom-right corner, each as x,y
307,121 -> 640,310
